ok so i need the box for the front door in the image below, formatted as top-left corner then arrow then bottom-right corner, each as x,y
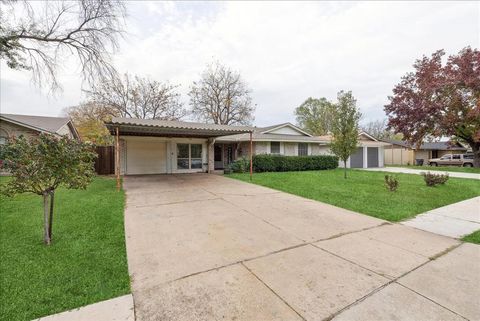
214,144 -> 224,169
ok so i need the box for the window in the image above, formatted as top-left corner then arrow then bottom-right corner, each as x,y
177,143 -> 203,170
298,143 -> 308,156
190,144 -> 202,169
440,155 -> 451,160
452,154 -> 461,160
270,142 -> 280,154
464,154 -> 473,160
177,144 -> 190,169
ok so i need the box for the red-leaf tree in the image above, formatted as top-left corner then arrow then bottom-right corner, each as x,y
385,47 -> 480,167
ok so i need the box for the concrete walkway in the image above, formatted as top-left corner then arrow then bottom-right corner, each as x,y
402,196 -> 480,238
363,166 -> 480,179
35,294 -> 134,321
122,174 -> 479,321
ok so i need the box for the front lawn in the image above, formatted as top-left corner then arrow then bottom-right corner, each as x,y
227,169 -> 480,222
462,230 -> 480,244
387,165 -> 480,174
0,177 -> 130,321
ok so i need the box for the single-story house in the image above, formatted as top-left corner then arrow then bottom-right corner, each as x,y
105,118 -> 388,175
0,113 -> 79,144
383,140 -> 468,165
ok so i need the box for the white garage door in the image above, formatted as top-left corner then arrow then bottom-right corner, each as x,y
126,140 -> 167,174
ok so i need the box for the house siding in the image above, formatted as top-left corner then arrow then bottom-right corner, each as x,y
284,143 -> 296,156
0,121 -> 39,139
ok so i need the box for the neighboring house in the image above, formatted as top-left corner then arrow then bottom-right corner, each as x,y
383,140 -> 467,165
0,113 -> 79,144
105,118 -> 387,175
316,132 -> 388,168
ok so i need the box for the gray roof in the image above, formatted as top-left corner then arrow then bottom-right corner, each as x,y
217,123 -> 328,143
0,113 -> 71,134
106,117 -> 254,138
385,139 -> 467,151
216,132 -> 329,143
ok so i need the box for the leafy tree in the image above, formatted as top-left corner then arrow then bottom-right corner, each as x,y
64,102 -> 118,145
88,73 -> 187,120
189,61 -> 255,125
329,91 -> 362,179
294,97 -> 335,135
385,47 -> 480,167
0,0 -> 125,92
0,134 -> 97,245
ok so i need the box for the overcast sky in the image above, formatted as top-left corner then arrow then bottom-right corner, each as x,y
1,1 -> 478,126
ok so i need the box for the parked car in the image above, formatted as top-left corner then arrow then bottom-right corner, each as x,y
428,153 -> 474,167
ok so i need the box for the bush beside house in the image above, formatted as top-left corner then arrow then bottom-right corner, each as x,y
230,155 -> 338,173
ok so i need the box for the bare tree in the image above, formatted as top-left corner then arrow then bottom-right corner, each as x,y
88,73 -> 187,120
0,0 -> 125,91
361,119 -> 400,140
189,61 -> 255,125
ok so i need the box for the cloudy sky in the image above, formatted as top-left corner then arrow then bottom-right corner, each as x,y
1,1 -> 478,126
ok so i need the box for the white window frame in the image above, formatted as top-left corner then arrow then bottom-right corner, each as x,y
270,141 -> 281,154
297,143 -> 308,156
176,143 -> 204,171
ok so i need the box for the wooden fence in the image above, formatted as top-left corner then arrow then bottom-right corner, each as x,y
94,146 -> 115,175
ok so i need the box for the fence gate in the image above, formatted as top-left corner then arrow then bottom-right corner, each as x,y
94,146 -> 115,175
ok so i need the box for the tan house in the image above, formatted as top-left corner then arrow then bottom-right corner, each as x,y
105,118 -> 388,175
0,113 -> 79,144
383,140 -> 467,165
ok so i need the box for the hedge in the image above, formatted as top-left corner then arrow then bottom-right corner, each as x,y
229,154 -> 338,173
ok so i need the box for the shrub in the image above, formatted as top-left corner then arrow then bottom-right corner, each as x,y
384,175 -> 399,192
229,156 -> 250,173
422,172 -> 449,187
252,154 -> 338,172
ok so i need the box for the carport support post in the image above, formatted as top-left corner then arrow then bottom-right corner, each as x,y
249,131 -> 253,181
115,127 -> 120,191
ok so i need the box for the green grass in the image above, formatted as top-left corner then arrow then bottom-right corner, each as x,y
227,169 -> 480,222
0,177 -> 130,321
462,230 -> 480,244
387,165 -> 480,174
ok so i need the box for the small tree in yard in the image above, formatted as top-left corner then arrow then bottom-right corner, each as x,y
329,91 -> 362,179
0,134 -> 97,245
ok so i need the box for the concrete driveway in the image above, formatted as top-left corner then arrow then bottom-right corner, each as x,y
123,174 -> 479,321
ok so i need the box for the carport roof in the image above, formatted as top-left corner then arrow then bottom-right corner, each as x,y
105,117 -> 253,138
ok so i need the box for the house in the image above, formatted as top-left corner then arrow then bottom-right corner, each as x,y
383,140 -> 467,165
0,113 -> 79,144
105,118 -> 387,175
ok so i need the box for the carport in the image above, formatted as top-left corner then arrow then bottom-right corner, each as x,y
105,118 -> 254,189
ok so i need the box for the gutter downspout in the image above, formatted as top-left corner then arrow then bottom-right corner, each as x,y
249,131 -> 253,181
115,127 -> 120,191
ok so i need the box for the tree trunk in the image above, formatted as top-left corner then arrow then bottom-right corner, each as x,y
344,160 -> 347,179
470,142 -> 480,168
48,191 -> 55,242
43,193 -> 51,245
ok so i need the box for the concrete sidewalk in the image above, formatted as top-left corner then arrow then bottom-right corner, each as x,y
402,196 -> 480,238
35,294 -> 134,321
363,166 -> 480,179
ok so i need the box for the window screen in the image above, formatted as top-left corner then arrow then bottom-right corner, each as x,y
270,142 -> 280,154
298,143 -> 308,156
